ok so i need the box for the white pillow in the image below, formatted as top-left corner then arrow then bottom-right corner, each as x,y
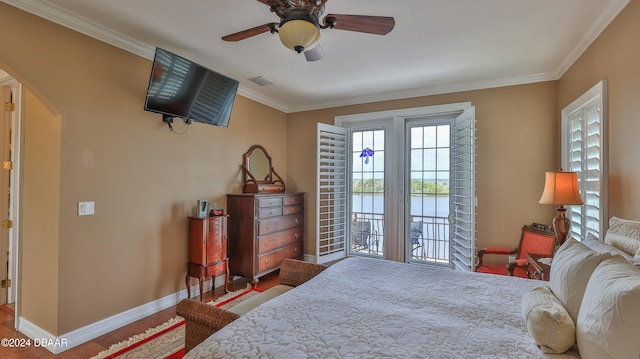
604,216 -> 640,256
583,232 -> 634,262
521,286 -> 575,353
549,238 -> 610,322
576,255 -> 640,359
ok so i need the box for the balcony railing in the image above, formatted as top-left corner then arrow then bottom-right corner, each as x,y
409,215 -> 450,264
351,213 -> 450,263
351,212 -> 384,256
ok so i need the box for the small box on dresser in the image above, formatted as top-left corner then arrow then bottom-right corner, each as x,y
227,193 -> 304,285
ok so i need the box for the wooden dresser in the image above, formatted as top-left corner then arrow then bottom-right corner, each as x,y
227,193 -> 304,284
186,215 -> 229,301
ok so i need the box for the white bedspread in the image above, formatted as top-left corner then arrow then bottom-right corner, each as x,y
184,257 -> 581,358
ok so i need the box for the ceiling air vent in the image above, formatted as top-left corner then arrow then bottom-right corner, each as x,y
248,76 -> 273,86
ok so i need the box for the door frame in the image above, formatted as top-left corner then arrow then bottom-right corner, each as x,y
335,102 -> 471,262
0,73 -> 23,321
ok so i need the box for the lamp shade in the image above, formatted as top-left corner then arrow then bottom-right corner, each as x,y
278,19 -> 321,53
538,171 -> 584,205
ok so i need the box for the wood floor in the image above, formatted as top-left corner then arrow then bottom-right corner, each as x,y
0,271 -> 280,359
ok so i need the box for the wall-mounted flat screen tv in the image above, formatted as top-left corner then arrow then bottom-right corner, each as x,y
144,47 -> 238,128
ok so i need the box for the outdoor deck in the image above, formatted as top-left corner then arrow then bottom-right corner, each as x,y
351,213 -> 450,264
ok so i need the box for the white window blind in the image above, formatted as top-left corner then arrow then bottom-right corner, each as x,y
316,123 -> 348,264
562,80 -> 607,241
449,107 -> 476,271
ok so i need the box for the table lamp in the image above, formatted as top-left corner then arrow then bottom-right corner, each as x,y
538,169 -> 584,249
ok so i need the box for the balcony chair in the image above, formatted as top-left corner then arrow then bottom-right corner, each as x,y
410,221 -> 424,258
476,223 -> 556,278
352,221 -> 372,250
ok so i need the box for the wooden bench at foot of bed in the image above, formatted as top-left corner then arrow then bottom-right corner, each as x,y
176,258 -> 327,353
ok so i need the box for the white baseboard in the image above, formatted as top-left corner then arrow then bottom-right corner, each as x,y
17,278 -> 213,354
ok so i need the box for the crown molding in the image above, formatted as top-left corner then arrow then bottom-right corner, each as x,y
552,0 -> 630,78
236,87 -> 289,113
2,0 -> 630,114
1,0 -> 291,112
2,0 -> 155,59
286,72 -> 555,113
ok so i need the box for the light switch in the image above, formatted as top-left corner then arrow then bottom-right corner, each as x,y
78,201 -> 95,216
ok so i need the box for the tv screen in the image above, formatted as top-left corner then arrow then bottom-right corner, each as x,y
144,47 -> 238,128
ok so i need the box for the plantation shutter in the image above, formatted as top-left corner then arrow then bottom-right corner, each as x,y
449,107 -> 476,271
316,123 -> 348,264
563,80 -> 607,240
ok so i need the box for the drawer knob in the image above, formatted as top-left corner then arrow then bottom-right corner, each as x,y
295,218 -> 299,224
265,259 -> 270,265
294,248 -> 298,252
294,233 -> 299,238
266,224 -> 270,230
264,241 -> 269,247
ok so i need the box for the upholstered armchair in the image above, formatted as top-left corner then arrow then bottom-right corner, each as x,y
476,223 -> 556,278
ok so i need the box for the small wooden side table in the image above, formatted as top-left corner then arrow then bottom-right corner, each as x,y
526,253 -> 553,281
186,215 -> 229,301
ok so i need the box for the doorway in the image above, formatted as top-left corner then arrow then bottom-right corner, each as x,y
0,71 -> 22,320
322,103 -> 476,267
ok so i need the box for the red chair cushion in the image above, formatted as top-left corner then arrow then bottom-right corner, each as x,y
475,264 -> 528,278
482,247 -> 514,254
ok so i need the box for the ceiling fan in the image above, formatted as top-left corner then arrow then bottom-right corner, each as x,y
221,0 -> 395,61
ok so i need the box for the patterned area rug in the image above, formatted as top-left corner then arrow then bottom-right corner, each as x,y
89,285 -> 260,359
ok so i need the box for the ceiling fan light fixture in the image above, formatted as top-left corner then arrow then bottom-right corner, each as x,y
278,19 -> 321,53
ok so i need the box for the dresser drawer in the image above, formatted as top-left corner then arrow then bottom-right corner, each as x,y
283,204 -> 303,215
258,214 -> 303,235
257,207 -> 283,218
257,227 -> 303,255
256,197 -> 283,208
283,195 -> 303,206
257,243 -> 303,273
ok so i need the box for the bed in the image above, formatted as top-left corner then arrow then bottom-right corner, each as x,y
181,217 -> 640,359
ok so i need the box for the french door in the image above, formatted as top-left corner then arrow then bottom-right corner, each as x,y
317,103 -> 476,270
406,121 -> 451,265
350,128 -> 386,258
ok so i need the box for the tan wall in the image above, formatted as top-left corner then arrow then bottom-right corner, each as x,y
20,89 -> 61,334
1,3 -> 287,334
288,82 -> 560,256
559,0 -> 640,221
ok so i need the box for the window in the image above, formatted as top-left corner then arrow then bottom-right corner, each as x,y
317,103 -> 477,271
561,80 -> 608,240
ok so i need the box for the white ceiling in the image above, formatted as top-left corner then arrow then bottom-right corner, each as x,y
2,0 -> 630,112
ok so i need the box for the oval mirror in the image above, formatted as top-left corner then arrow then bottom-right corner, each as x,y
242,145 -> 285,193
247,147 -> 271,182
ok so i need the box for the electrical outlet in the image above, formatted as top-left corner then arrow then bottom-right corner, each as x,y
78,201 -> 95,216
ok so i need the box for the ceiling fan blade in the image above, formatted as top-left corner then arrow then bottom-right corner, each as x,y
324,14 -> 395,35
256,0 -> 285,7
304,44 -> 325,62
221,23 -> 278,42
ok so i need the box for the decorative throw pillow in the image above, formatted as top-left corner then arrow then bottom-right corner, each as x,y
521,286 -> 575,353
583,232 -> 634,262
576,255 -> 640,359
549,238 -> 610,322
604,216 -> 640,256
